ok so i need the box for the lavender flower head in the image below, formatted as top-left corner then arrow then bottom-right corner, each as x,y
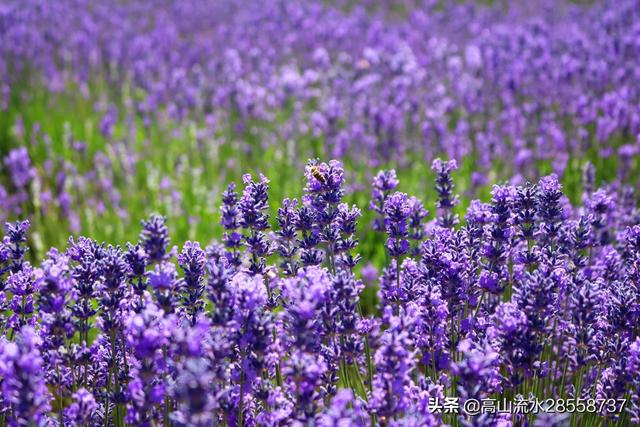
178,241 -> 206,323
140,214 -> 170,263
453,338 -> 501,402
281,266 -> 331,351
384,192 -> 411,258
171,358 -> 216,427
479,184 -> 515,295
148,261 -> 182,314
371,170 -> 399,231
369,308 -> 417,420
407,196 -> 429,255
318,389 -> 370,426
302,159 -> 347,273
239,174 -> 271,232
276,198 -> 300,277
537,175 -> 563,245
431,159 -> 459,228
4,147 -> 35,189
0,327 -> 51,425
220,182 -> 242,268
284,350 -> 328,421
7,264 -> 38,329
303,159 -> 345,208
2,220 -> 30,276
239,173 -> 273,275
65,388 -> 98,425
125,303 -> 172,426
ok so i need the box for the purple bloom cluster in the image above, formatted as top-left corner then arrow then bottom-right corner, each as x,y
0,158 -> 639,427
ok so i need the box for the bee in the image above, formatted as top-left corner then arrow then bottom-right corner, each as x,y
309,165 -> 327,185
356,58 -> 370,70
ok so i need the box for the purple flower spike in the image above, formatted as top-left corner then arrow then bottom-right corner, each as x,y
239,174 -> 273,275
178,241 -> 206,323
221,182 -> 243,269
0,326 -> 51,425
140,214 -> 170,263
371,170 -> 399,232
384,192 -> 411,258
431,159 -> 459,228
65,388 -> 98,425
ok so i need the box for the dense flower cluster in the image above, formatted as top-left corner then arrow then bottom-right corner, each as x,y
0,159 -> 638,426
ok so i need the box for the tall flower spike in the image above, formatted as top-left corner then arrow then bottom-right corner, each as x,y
581,161 -> 596,201
328,270 -> 364,337
407,196 -> 429,256
220,182 -> 243,269
124,303 -> 171,426
276,198 -> 300,277
295,204 -> 323,267
384,192 -> 411,259
65,388 -> 98,425
514,184 -> 538,245
4,147 -> 35,189
178,241 -> 206,324
239,173 -> 273,275
171,357 -> 216,427
124,242 -> 149,312
36,249 -> 75,406
282,266 -> 332,352
586,189 -> 615,246
369,309 -> 416,421
97,245 -> 128,333
284,350 -> 328,421
1,220 -> 30,278
491,302 -> 540,387
334,203 -> 362,271
139,214 -> 170,263
229,272 -> 273,426
453,338 -> 501,403
431,159 -> 459,228
479,185 -> 515,297
7,263 -> 38,330
414,282 -> 449,370
370,170 -> 399,232
537,175 -> 563,247
148,261 -> 183,314
94,246 -> 128,424
69,237 -> 101,348
303,159 -> 346,273
206,256 -> 234,325
318,389 -> 370,427
0,326 -> 51,425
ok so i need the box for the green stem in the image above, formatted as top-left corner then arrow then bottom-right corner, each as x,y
104,365 -> 112,427
340,337 -> 351,390
238,367 -> 245,427
357,302 -> 374,394
473,292 -> 485,317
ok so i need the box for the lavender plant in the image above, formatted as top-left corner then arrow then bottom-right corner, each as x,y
0,158 -> 637,426
2,2 -> 640,426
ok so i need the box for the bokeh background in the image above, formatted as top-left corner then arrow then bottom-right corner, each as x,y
1,0 -> 638,264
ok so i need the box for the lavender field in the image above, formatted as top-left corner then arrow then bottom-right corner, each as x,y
0,0 -> 639,426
